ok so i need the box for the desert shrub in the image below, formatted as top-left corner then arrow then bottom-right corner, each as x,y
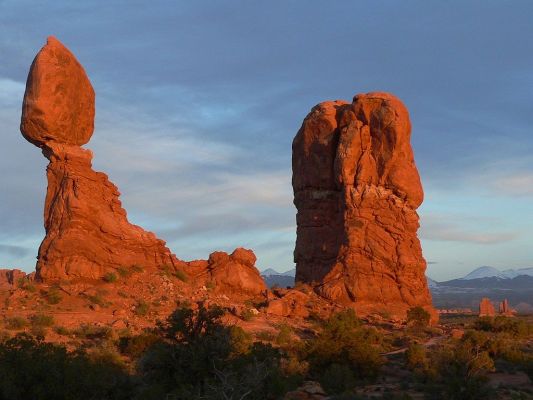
305,309 -> 383,385
30,325 -> 47,338
30,314 -> 54,327
173,269 -> 188,282
275,324 -> 293,346
241,308 -> 256,321
17,278 -> 36,293
129,264 -> 144,273
405,343 -> 428,373
407,306 -> 431,328
116,266 -> 133,278
321,362 -> 356,394
87,293 -> 108,307
54,326 -> 70,336
119,331 -> 161,358
422,331 -> 496,399
206,280 -> 215,290
0,334 -> 133,400
45,287 -> 62,304
134,300 -> 150,316
474,316 -> 532,338
74,324 -> 113,340
5,317 -> 27,330
102,272 -> 118,283
256,330 -> 275,342
139,303 -> 299,399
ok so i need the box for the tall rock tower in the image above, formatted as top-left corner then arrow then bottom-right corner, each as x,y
292,92 -> 434,318
20,37 -> 177,281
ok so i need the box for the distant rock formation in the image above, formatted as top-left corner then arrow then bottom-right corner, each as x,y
20,37 -> 177,281
479,297 -> 496,317
292,92 -> 434,318
498,299 -> 515,316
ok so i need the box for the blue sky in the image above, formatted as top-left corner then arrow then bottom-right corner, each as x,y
1,1 -> 532,281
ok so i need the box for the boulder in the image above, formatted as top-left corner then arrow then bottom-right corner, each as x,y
206,248 -> 267,297
292,92 -> 434,319
21,36 -> 95,147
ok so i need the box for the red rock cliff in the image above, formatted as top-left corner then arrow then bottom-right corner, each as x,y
292,92 -> 434,317
20,37 -> 176,281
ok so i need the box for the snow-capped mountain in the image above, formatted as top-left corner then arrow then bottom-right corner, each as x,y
460,266 -> 533,280
261,268 -> 295,277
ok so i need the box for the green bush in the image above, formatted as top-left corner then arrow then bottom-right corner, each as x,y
405,343 -> 428,373
134,300 -> 150,316
119,332 -> 160,358
275,324 -> 293,346
305,309 -> 383,383
45,288 -> 62,305
53,326 -> 70,336
321,363 -> 356,394
73,324 -> 113,340
102,272 -> 118,283
5,317 -> 27,330
17,278 -> 36,293
140,303 -> 299,399
0,334 -> 133,400
407,306 -> 431,328
173,269 -> 188,282
30,314 -> 54,327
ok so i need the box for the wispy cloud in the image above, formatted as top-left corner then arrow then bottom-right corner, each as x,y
420,214 -> 518,244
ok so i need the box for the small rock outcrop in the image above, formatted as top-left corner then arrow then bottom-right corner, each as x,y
292,92 -> 434,318
20,37 -> 176,281
479,297 -> 496,317
205,248 -> 268,297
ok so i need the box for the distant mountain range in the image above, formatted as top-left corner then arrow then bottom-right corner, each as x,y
459,266 -> 533,280
262,266 -> 533,313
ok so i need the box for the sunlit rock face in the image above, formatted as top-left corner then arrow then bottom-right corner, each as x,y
292,92 -> 435,318
21,37 -> 177,281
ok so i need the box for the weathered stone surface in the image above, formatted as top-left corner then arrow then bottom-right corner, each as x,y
20,38 -> 177,281
21,36 -> 95,147
0,269 -> 26,286
479,297 -> 496,317
35,142 -> 177,280
292,92 -> 434,318
266,289 -> 311,318
206,248 -> 267,297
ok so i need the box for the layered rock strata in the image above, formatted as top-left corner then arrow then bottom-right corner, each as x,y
292,92 -> 434,317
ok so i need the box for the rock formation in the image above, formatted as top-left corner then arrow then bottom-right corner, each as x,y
479,297 -> 496,317
187,248 -> 268,298
499,299 -> 514,316
292,92 -> 434,317
21,37 -> 177,281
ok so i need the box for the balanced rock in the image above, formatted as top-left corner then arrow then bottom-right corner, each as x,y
292,92 -> 434,318
21,38 -> 176,281
21,36 -> 95,147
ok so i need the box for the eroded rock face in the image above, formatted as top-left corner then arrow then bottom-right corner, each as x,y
21,38 -> 176,281
292,92 -> 433,317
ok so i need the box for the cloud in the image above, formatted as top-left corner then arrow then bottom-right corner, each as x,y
491,173 -> 533,197
420,215 -> 518,244
0,244 -> 32,258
